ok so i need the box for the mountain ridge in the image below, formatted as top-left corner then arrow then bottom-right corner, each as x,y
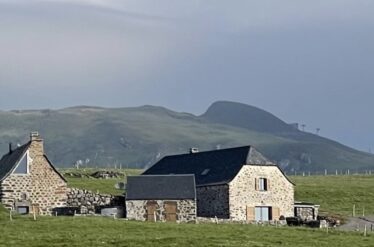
0,101 -> 373,171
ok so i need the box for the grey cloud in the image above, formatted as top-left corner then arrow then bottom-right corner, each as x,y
0,0 -> 374,151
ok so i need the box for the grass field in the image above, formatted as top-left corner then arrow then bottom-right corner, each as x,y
61,168 -> 141,195
0,213 -> 372,247
292,175 -> 374,218
1,175 -> 374,246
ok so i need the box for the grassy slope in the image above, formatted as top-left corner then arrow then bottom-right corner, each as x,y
62,168 -> 141,195
292,175 -> 374,218
0,106 -> 290,169
0,215 -> 372,246
1,104 -> 374,171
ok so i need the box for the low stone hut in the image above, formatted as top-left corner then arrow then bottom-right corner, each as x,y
294,202 -> 320,221
125,175 -> 196,223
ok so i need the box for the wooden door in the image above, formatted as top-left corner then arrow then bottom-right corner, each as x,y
272,207 -> 280,221
164,202 -> 177,222
146,201 -> 157,222
246,206 -> 255,222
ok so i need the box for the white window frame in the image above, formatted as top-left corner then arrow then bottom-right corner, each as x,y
13,150 -> 31,175
258,178 -> 267,191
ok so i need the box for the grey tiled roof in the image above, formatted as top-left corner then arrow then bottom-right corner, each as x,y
143,146 -> 276,186
0,142 -> 30,181
126,174 -> 196,200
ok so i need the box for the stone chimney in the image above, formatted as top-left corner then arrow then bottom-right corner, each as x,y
30,131 -> 44,154
8,143 -> 12,154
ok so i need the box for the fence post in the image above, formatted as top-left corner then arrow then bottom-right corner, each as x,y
353,204 -> 356,217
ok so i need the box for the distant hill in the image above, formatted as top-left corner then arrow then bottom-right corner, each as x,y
201,101 -> 297,134
0,101 -> 373,172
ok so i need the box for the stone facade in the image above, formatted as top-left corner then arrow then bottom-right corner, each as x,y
193,165 -> 294,222
196,185 -> 229,218
228,165 -> 294,221
0,135 -> 68,215
126,199 -> 196,223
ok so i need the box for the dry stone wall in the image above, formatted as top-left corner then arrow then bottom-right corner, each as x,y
66,188 -> 125,214
126,199 -> 196,223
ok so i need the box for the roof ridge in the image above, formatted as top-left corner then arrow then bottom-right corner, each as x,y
162,145 -> 252,159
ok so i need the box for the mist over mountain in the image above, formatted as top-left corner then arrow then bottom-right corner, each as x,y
1,101 -> 373,172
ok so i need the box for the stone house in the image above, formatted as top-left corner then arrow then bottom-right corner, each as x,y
126,175 -> 196,223
143,146 -> 295,222
0,132 -> 67,215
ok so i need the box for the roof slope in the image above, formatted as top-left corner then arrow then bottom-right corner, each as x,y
126,175 -> 196,200
0,142 -> 30,181
143,146 -> 273,186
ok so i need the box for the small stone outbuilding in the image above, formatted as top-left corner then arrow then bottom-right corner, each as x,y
143,146 -> 295,222
126,175 -> 196,223
0,132 -> 67,215
294,202 -> 320,221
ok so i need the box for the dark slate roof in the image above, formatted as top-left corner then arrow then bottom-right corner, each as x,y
143,146 -> 289,186
0,141 -> 66,182
0,142 -> 31,181
126,175 -> 196,200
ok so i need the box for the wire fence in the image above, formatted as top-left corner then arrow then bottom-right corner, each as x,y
285,169 -> 374,176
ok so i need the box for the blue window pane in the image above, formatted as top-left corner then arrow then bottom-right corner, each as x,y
14,154 -> 28,174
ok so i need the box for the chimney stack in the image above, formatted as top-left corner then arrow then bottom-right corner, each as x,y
30,131 -> 40,141
189,147 -> 199,154
9,143 -> 12,154
30,131 -> 44,154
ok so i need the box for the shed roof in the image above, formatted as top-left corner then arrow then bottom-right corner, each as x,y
143,146 -> 280,186
126,174 -> 196,200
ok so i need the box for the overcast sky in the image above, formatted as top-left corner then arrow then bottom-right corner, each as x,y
0,0 -> 373,152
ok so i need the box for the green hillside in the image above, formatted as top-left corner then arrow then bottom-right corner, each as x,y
0,101 -> 373,171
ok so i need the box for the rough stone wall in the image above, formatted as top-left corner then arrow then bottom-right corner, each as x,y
126,199 -> 196,223
66,188 -> 124,214
0,139 -> 67,215
196,185 -> 229,218
295,206 -> 319,221
229,165 -> 294,221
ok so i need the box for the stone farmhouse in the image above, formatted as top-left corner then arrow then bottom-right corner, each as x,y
143,146 -> 295,222
126,175 -> 196,223
0,132 -> 67,215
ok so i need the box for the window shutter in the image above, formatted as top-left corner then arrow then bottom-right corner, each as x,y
255,178 -> 258,191
246,206 -> 255,221
272,207 -> 280,221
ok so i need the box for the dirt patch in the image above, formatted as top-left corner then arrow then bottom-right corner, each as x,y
339,215 -> 374,232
